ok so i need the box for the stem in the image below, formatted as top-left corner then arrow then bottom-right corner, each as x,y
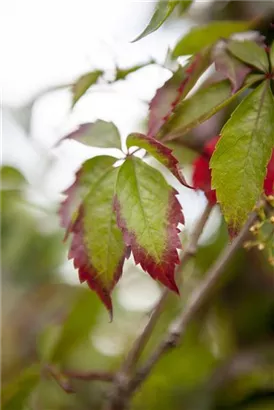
63,369 -> 114,382
130,208 -> 258,392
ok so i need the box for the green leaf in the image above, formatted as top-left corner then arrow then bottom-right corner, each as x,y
115,59 -> 155,81
161,80 -> 233,140
115,156 -> 184,292
269,41 -> 274,72
211,81 -> 274,233
178,0 -> 192,14
172,21 -> 249,57
59,155 -> 117,239
58,120 -> 122,150
0,166 -> 27,191
72,70 -> 103,107
227,40 -> 270,72
2,364 -> 40,410
68,167 -> 127,317
50,288 -> 101,363
148,49 -> 211,136
132,0 -> 179,42
126,133 -> 190,186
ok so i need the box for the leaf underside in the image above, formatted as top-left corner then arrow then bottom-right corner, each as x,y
211,80 -> 274,234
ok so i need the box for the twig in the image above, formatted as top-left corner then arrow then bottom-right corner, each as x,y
129,208 -> 258,393
104,202 -> 213,409
46,365 -> 75,394
63,369 -> 114,382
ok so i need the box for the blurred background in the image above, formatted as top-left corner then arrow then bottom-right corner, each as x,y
1,1 -> 274,409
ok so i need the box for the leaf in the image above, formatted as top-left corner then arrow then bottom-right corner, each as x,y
161,80 -> 233,141
2,364 -> 40,410
72,70 -> 103,107
115,156 -> 184,293
264,149 -> 274,196
0,166 -> 27,191
148,49 -> 211,137
178,0 -> 192,14
68,167 -> 127,317
211,81 -> 274,233
115,59 -> 155,81
132,0 -> 179,42
126,132 -> 191,187
59,155 -> 117,239
50,288 -> 101,363
57,120 -> 122,150
214,46 -> 251,93
172,21 -> 249,57
270,42 -> 274,71
227,40 -> 270,72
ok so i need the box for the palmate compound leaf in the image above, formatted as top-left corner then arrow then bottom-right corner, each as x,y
211,80 -> 274,234
126,133 -> 191,187
72,70 -> 103,107
60,157 -> 127,318
270,41 -> 274,72
115,156 -> 184,293
132,0 -> 179,43
57,120 -> 122,150
148,49 -> 212,137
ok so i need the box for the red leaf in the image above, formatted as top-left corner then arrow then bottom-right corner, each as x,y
126,133 -> 192,187
69,206 -> 127,319
264,149 -> 274,196
148,51 -> 211,137
192,136 -> 219,204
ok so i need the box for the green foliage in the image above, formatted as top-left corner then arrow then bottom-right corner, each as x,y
211,81 -> 274,233
172,21 -> 249,57
72,70 -> 103,107
59,121 -> 122,150
270,42 -> 274,71
134,0 -> 192,41
227,40 -> 270,72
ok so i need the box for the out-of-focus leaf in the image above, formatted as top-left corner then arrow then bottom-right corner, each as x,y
172,21 -> 249,57
68,167 -> 127,317
161,80 -> 233,141
57,120 -> 122,150
148,49 -> 211,137
178,0 -> 192,14
50,288 -> 101,363
132,0 -> 179,42
214,46 -> 252,93
72,70 -> 103,107
211,81 -> 274,234
115,156 -> 184,293
59,155 -> 117,238
2,364 -> 40,410
115,59 -> 155,81
126,133 -> 191,186
227,40 -> 270,72
0,166 -> 27,191
270,41 -> 274,71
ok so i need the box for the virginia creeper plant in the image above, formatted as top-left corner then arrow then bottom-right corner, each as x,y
3,4 -> 274,410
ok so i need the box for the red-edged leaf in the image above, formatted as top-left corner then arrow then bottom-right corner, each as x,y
59,156 -> 117,240
68,167 -> 127,318
264,149 -> 274,196
148,50 -> 211,137
126,132 -> 191,187
214,43 -> 251,93
56,120 -> 121,150
115,156 -> 184,293
192,136 -> 219,204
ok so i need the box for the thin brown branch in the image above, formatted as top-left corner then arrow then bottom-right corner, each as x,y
46,365 -> 75,394
129,208 -> 258,393
63,369 -> 114,382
